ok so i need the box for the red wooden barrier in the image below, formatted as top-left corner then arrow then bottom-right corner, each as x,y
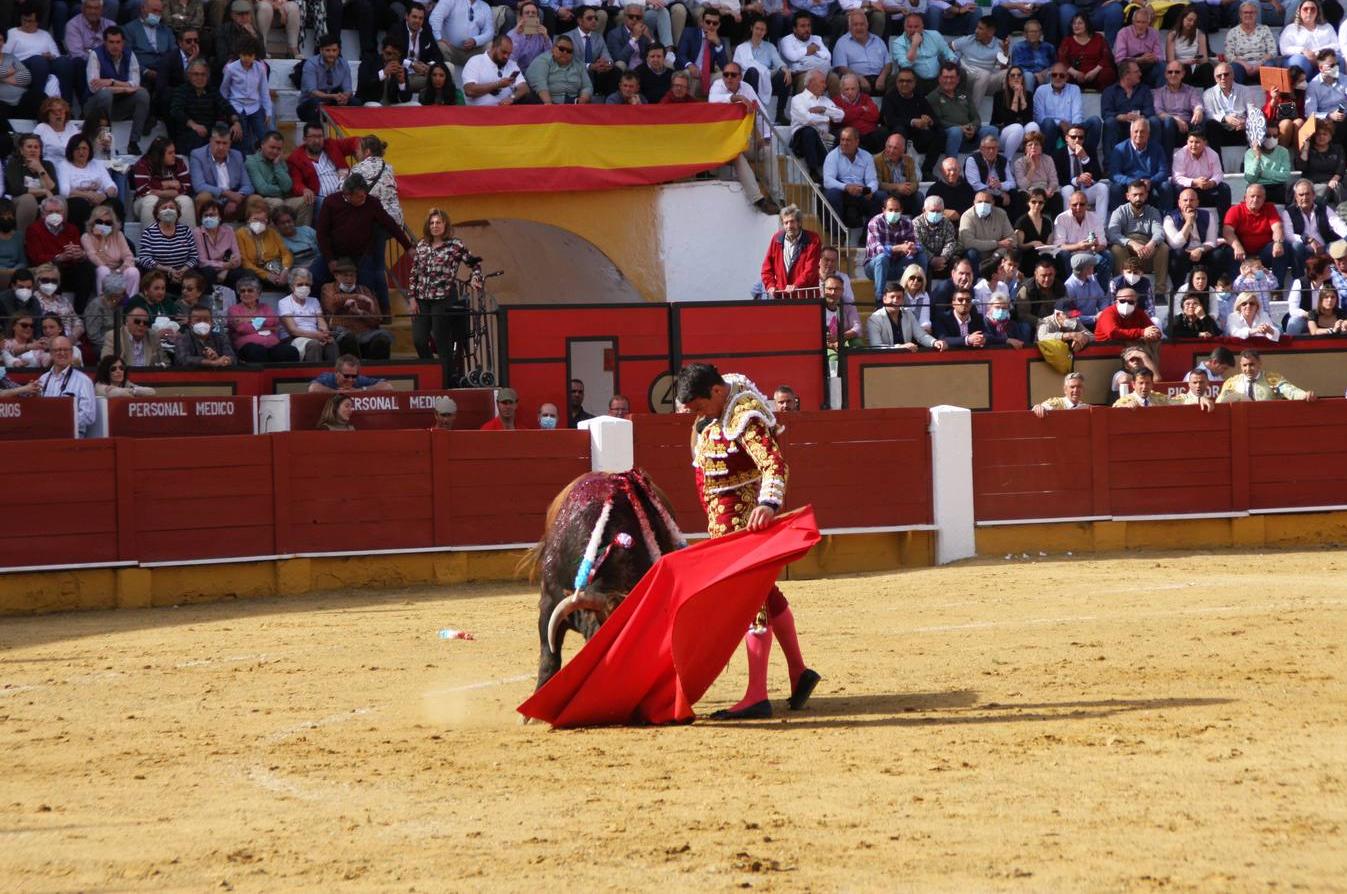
283,389 -> 496,431
630,414 -> 706,534
1246,400 -> 1347,510
0,397 -> 76,439
274,430 -> 435,554
0,438 -> 118,567
104,396 -> 256,437
972,409 -> 1099,521
119,435 -> 276,562
1102,406 -> 1235,516
433,430 -> 591,545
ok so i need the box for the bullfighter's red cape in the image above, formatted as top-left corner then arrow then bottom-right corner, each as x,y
517,507 -> 821,728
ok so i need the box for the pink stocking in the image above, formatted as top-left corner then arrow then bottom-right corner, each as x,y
729,627 -> 773,711
770,607 -> 806,689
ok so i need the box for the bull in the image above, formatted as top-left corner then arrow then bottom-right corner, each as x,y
521,469 -> 686,691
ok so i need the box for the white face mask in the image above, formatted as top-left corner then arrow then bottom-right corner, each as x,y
884,211 -> 901,225
1328,65 -> 1341,80
93,222 -> 112,236
1117,299 -> 1136,312
1123,272 -> 1141,285
192,321 -> 212,336
202,215 -> 220,230
925,210 -> 942,224
292,285 -> 311,299
14,287 -> 32,300
44,213 -> 63,229
338,281 -> 356,293
248,220 -> 266,235
158,208 -> 178,223
974,201 -> 992,219
39,281 -> 59,296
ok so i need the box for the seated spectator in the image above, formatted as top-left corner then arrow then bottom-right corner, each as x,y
661,69 -> 696,103
1112,367 -> 1172,406
81,205 -> 138,298
418,61 -> 458,106
1054,121 -> 1109,217
1216,349 -> 1315,400
734,17 -> 788,124
822,126 -> 882,226
11,8 -> 77,104
1014,188 -> 1054,278
526,36 -> 593,104
964,133 -> 1015,217
1,268 -> 40,332
866,277 -> 945,350
566,6 -> 617,97
1301,120 -> 1345,204
879,67 -> 941,179
990,0 -> 1057,48
273,206 -> 318,269
386,2 -> 445,95
1263,69 -> 1308,153
246,130 -> 309,226
125,269 -> 181,344
6,135 -> 58,237
1019,255 -> 1065,318
82,271 -> 128,349
1223,184 -> 1289,286
84,26 -> 150,155
1013,135 -> 1062,219
1109,117 -> 1172,211
102,304 -> 167,366
317,393 -> 355,430
359,43 -> 416,106
190,125 -> 253,221
169,58 -> 241,157
928,61 -> 997,161
1095,285 -> 1162,342
779,11 -> 833,94
39,314 -> 82,366
1230,255 -> 1278,318
1058,15 -> 1117,93
33,265 -> 83,343
308,353 -> 392,392
760,204 -> 822,298
1202,64 -> 1257,153
606,5 -> 653,77
1284,253 -> 1336,334
991,65 -> 1036,159
124,0 -> 173,96
64,0 -> 115,93
1168,287 -> 1223,338
228,276 -> 298,363
931,287 -> 987,348
930,256 -> 976,309
156,27 -> 205,125
788,69 -> 843,181
1011,19 -> 1054,89
973,252 -> 1021,314
817,245 -> 856,304
1107,181 -> 1170,296
1031,370 -> 1089,416
130,135 -> 193,227
1305,286 -> 1347,334
480,386 -> 523,429
1109,344 -> 1159,400
236,195 -> 292,293
34,99 -> 79,165
1282,179 -> 1347,272
1109,255 -> 1154,311
36,336 -> 96,435
508,1 -> 552,73
2,311 -> 44,367
0,31 -> 34,122
254,0 -> 301,60
194,199 -> 243,289
1155,62 -> 1205,156
635,42 -> 673,104
175,272 -> 222,330
277,266 -> 335,362
952,17 -> 1008,113
1165,186 -> 1233,289
297,33 -> 355,125
1036,300 -> 1095,352
834,73 -> 885,154
822,274 -> 863,350
1244,137 -> 1293,205
137,194 -> 199,289
318,260 -> 391,359
831,10 -> 888,97
287,123 -> 357,211
871,133 -> 918,218
1278,0 -> 1335,78
863,194 -> 923,295
536,402 -> 561,430
1060,252 -> 1109,329
915,195 -> 959,280
220,35 -> 273,152
0,198 -> 21,282
94,355 -> 157,396
928,156 -> 976,223
603,394 -> 630,418
983,292 -> 1028,347
1113,6 -> 1162,87
1165,7 -> 1214,88
957,190 -> 1015,273
1171,132 -> 1230,220
1222,3 -> 1277,84
57,134 -> 119,231
1101,61 -> 1161,159
898,263 -> 935,330
26,196 -> 96,312
463,35 -> 528,106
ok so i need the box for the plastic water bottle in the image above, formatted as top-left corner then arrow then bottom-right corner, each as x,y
437,628 -> 473,640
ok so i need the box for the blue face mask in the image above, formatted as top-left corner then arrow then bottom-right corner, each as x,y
925,211 -> 942,224
144,12 -> 161,25
539,415 -> 557,430
989,306 -> 1009,322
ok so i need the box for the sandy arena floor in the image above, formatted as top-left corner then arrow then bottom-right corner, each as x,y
2,550 -> 1345,893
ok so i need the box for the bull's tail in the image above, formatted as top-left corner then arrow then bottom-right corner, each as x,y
515,471 -> 594,582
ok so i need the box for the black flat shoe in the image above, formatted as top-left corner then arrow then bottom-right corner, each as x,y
788,669 -> 820,711
708,699 -> 773,721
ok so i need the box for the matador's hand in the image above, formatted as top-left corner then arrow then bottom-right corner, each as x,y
747,505 -> 777,531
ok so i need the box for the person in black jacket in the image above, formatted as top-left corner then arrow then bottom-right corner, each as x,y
931,287 -> 989,348
880,67 -> 941,178
169,59 -> 240,156
357,42 -> 415,105
385,2 -> 444,93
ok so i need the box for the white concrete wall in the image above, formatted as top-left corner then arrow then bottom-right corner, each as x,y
657,180 -> 780,302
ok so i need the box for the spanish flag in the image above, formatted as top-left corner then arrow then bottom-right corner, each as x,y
324,104 -> 755,198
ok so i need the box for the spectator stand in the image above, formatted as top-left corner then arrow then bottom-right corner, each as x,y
259,388 -> 495,431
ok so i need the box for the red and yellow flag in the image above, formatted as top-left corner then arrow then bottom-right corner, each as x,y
324,105 -> 755,198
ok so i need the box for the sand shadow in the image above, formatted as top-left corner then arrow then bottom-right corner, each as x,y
706,693 -> 1235,730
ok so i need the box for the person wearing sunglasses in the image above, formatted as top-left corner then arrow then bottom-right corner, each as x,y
102,305 -> 167,367
525,36 -> 593,104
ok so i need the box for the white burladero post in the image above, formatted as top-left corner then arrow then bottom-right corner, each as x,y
580,416 -> 634,473
928,405 -> 975,565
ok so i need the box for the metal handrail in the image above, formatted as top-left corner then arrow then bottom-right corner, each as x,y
761,121 -> 850,253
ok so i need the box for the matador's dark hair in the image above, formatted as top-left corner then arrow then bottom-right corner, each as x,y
675,363 -> 724,404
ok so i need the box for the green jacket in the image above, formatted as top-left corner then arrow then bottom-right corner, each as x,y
244,153 -> 293,199
926,86 -> 981,131
1242,146 -> 1292,187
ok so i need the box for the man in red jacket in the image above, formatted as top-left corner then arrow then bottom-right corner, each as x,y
1094,286 -> 1163,343
286,122 -> 360,212
24,197 -> 96,312
760,204 -> 822,299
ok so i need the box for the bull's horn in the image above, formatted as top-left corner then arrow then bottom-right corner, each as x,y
547,592 -> 612,655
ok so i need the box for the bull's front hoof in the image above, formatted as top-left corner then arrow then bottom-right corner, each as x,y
708,700 -> 773,721
788,668 -> 821,711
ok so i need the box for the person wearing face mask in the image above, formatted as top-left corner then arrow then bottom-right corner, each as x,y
236,195 -> 292,291
0,268 -> 41,333
319,260 -> 391,359
277,265 -> 336,362
863,195 -> 925,301
25,195 -> 97,313
81,208 -> 139,298
192,198 -> 243,289
130,136 -> 195,228
913,195 -> 959,280
1243,135 -> 1294,205
982,294 -> 1026,348
32,263 -> 84,346
537,402 -> 560,430
1108,256 -> 1155,314
957,190 -> 1015,275
1093,285 -> 1163,343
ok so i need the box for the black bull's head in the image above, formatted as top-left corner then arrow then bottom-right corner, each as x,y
521,469 -> 685,692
